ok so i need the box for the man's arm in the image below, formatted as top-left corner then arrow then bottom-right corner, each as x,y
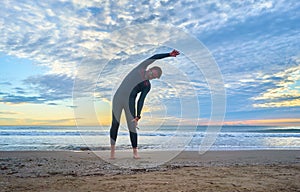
136,85 -> 151,119
131,85 -> 150,127
138,49 -> 180,69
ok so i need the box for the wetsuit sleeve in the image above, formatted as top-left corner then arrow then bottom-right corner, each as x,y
136,85 -> 151,118
138,53 -> 171,69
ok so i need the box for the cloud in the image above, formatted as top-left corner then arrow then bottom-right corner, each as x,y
1,0 -> 298,76
0,95 -> 45,104
14,87 -> 27,94
0,116 -> 76,126
0,74 -> 74,104
252,65 -> 300,107
24,74 -> 73,98
254,99 -> 300,108
0,82 -> 12,86
47,102 -> 58,106
0,111 -> 20,115
225,118 -> 300,126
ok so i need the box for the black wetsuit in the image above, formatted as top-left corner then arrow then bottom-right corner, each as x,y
110,53 -> 170,148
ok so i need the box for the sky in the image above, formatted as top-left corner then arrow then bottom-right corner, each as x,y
0,0 -> 299,126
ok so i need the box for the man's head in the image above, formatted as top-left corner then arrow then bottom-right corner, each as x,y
146,66 -> 162,80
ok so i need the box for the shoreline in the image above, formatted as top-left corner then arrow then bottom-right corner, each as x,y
1,150 -> 300,191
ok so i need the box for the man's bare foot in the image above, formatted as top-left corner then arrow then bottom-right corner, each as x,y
133,148 -> 140,159
133,155 -> 141,159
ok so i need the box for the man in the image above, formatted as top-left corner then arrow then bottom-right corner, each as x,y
110,49 -> 180,159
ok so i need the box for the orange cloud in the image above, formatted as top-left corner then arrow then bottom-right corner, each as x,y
225,118 -> 300,126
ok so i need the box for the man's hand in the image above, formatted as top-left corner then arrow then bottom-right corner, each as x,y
170,49 -> 180,57
132,117 -> 140,128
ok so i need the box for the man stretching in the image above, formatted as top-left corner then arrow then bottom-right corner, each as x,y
110,49 -> 180,159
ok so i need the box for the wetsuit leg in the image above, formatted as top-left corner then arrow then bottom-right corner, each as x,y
124,104 -> 137,148
129,95 -> 136,119
110,98 -> 122,146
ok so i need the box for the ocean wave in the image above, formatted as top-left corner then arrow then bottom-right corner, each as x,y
0,131 -> 107,136
1,130 -> 299,138
250,128 -> 300,133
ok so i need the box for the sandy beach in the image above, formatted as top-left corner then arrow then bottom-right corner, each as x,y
1,150 -> 300,192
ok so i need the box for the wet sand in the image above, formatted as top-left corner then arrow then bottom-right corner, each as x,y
1,150 -> 300,191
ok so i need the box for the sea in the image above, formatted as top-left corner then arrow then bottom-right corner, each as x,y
0,125 -> 299,151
